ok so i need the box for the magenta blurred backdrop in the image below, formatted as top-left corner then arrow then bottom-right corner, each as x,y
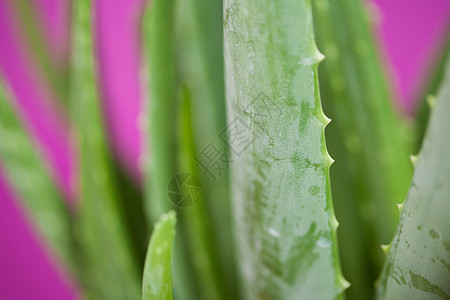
0,0 -> 448,298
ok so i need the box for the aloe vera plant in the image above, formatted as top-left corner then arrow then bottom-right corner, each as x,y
0,77 -> 75,271
143,211 -> 176,300
377,59 -> 450,300
224,0 -> 347,298
312,0 -> 414,298
2,0 -> 449,299
69,0 -> 140,298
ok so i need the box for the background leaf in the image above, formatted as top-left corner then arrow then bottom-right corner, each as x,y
143,1 -> 231,298
175,0 -> 238,294
312,0 -> 414,298
69,0 -> 140,298
414,35 -> 450,152
377,55 -> 450,300
0,76 -> 76,272
143,211 -> 176,300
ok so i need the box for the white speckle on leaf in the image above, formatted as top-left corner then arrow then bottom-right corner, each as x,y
316,237 -> 331,248
267,228 -> 281,237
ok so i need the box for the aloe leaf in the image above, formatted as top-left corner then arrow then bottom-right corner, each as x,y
10,0 -> 68,103
0,77 -> 75,271
175,85 -> 231,300
143,211 -> 176,300
143,1 -> 231,297
415,34 -> 450,151
174,0 -> 238,294
224,0 -> 347,298
142,4 -> 195,300
143,0 -> 178,222
311,0 -> 414,298
69,0 -> 140,298
377,56 -> 450,300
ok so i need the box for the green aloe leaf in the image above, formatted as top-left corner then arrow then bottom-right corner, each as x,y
175,85 -> 231,300
143,211 -> 176,300
414,35 -> 449,151
0,77 -> 75,272
311,0 -> 414,298
224,0 -> 347,298
142,3 -> 196,300
377,56 -> 450,300
143,0 -> 178,222
10,0 -> 68,103
69,0 -> 140,298
143,0 -> 232,297
175,0 -> 238,294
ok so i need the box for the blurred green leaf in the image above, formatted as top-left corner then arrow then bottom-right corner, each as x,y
11,0 -> 69,103
142,3 -> 196,299
69,0 -> 140,298
377,54 -> 450,300
175,85 -> 232,300
414,34 -> 450,152
0,77 -> 76,272
175,0 -> 238,294
143,0 -> 232,296
312,0 -> 414,298
143,211 -> 176,300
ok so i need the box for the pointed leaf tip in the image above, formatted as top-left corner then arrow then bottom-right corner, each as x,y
409,154 -> 418,166
381,244 -> 391,256
396,202 -> 405,212
143,211 -> 177,300
426,95 -> 436,110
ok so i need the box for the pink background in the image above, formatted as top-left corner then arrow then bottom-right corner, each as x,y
0,0 -> 449,298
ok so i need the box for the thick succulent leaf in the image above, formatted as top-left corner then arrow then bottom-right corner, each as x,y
0,77 -> 75,271
224,0 -> 346,298
142,211 -> 176,300
311,0 -> 414,298
377,55 -> 450,300
69,0 -> 140,298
